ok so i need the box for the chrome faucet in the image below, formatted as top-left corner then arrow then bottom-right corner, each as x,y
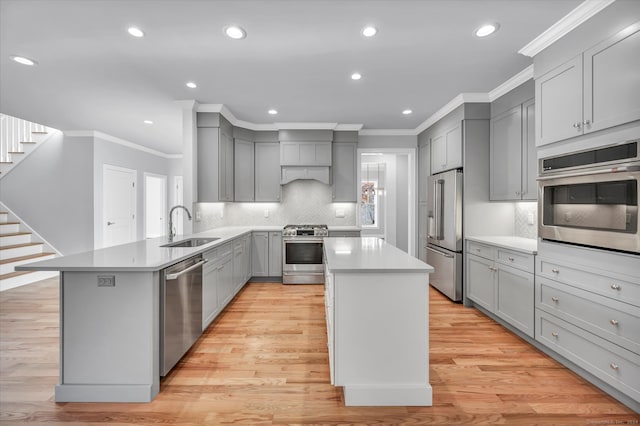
168,205 -> 192,242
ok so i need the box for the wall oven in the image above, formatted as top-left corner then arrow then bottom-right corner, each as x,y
282,225 -> 328,284
538,140 -> 640,254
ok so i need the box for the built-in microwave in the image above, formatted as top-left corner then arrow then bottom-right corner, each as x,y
538,141 -> 640,254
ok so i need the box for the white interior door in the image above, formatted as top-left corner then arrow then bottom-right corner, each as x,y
173,176 -> 184,236
145,174 -> 167,239
103,165 -> 137,248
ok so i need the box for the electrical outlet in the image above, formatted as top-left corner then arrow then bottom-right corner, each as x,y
195,211 -> 202,222
335,209 -> 345,218
98,275 -> 115,287
527,213 -> 534,225
264,209 -> 269,218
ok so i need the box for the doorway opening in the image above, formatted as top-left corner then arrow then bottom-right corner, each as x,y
144,173 -> 167,239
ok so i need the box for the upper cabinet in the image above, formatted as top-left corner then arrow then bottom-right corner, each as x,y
280,142 -> 332,166
489,80 -> 536,201
430,123 -> 462,174
535,22 -> 640,146
254,142 -> 281,202
234,138 -> 255,202
197,115 -> 234,202
331,142 -> 357,202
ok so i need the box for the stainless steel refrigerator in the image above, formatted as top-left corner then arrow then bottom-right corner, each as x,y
426,169 -> 463,301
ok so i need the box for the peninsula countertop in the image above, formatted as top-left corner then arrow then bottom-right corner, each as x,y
324,237 -> 434,273
17,226 -> 284,272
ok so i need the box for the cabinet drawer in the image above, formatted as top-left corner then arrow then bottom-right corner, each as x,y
536,310 -> 640,402
496,248 -> 534,273
537,277 -> 640,354
467,241 -> 495,260
537,257 -> 640,307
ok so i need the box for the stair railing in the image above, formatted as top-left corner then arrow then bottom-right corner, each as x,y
0,113 -> 48,163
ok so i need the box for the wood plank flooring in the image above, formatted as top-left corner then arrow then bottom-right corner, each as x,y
1,278 -> 638,424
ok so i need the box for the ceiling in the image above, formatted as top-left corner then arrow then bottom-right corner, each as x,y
0,0 -> 583,155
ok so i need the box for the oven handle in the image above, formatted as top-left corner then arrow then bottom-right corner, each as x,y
537,165 -> 640,181
283,238 -> 325,243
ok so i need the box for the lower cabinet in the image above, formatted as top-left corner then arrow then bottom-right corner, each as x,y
466,240 -> 535,338
232,235 -> 251,291
251,231 -> 283,278
202,242 -> 233,330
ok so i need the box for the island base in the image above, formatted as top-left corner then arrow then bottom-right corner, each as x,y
343,384 -> 433,406
55,383 -> 158,403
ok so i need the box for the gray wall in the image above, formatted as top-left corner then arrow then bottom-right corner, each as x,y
0,132 -> 95,254
358,134 -> 417,149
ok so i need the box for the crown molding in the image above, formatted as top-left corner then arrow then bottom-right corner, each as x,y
488,65 -> 534,101
174,99 -> 197,110
518,0 -> 616,57
63,130 -> 181,159
359,129 -> 417,136
413,93 -> 489,135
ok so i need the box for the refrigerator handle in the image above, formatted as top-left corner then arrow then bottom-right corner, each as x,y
427,245 -> 454,258
434,179 -> 444,240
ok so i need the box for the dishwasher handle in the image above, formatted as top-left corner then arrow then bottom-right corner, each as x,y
165,259 -> 207,280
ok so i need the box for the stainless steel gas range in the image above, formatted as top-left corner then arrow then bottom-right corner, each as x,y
282,224 -> 328,284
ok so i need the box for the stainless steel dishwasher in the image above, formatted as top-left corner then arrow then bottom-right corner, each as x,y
160,255 -> 206,376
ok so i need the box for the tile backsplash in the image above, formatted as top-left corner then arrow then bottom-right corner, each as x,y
194,180 -> 357,232
514,202 -> 538,239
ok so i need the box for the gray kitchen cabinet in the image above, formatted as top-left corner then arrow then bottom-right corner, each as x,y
234,139 -> 255,202
254,143 -> 281,202
535,22 -> 640,146
466,240 -> 535,338
251,231 -> 282,277
280,141 -> 332,166
217,251 -> 234,309
331,143 -> 357,202
197,117 -> 234,202
233,236 -> 249,292
489,99 -> 536,201
430,123 -> 462,174
202,248 -> 219,330
268,232 -> 282,276
418,141 -> 430,202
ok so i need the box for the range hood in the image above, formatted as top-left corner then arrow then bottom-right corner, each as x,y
281,166 -> 330,185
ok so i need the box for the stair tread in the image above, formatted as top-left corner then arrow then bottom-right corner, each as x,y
0,252 -> 55,265
31,131 -> 48,134
0,270 -> 32,280
0,232 -> 31,237
0,222 -> 20,225
8,151 -> 25,154
0,242 -> 43,250
0,161 -> 13,164
20,141 -> 37,144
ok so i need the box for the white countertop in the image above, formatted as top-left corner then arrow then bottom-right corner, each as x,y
465,236 -> 538,254
17,226 -> 283,272
324,237 -> 434,273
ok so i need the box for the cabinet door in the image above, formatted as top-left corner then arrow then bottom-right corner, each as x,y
418,142 -> 430,202
535,55 -> 583,146
244,235 -> 252,282
218,257 -> 234,307
332,143 -> 356,202
202,262 -> 218,330
234,139 -> 255,202
496,265 -> 534,338
430,134 -> 446,174
584,22 -> 640,134
521,99 -> 537,200
445,124 -> 462,170
197,127 -> 220,202
268,232 -> 282,276
251,232 -> 269,276
233,239 -> 245,289
490,105 -> 522,201
466,254 -> 495,311
221,130 -> 234,201
314,142 -> 332,166
255,143 -> 281,202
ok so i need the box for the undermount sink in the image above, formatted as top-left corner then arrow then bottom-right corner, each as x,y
161,237 -> 220,248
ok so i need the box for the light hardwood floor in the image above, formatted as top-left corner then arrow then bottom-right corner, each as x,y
0,278 -> 638,424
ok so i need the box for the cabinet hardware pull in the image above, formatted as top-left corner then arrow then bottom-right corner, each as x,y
610,363 -> 619,370
552,268 -> 560,273
610,319 -> 619,326
551,332 -> 559,337
583,119 -> 591,127
508,257 -> 514,262
610,283 -> 621,290
551,297 -> 559,302
476,247 -> 481,251
572,122 -> 582,130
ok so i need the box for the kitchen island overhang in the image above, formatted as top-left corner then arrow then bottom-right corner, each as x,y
323,237 -> 434,406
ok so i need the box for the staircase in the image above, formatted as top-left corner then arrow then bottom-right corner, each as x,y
0,210 -> 58,291
1,113 -> 56,177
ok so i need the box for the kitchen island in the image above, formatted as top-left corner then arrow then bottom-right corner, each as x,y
323,237 -> 434,406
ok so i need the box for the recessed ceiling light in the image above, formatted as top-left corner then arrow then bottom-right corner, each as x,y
475,23 -> 499,37
362,26 -> 377,37
10,55 -> 37,66
351,73 -> 362,80
268,109 -> 278,115
402,109 -> 413,115
186,82 -> 197,89
128,27 -> 145,38
224,25 -> 246,39
143,120 -> 153,125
